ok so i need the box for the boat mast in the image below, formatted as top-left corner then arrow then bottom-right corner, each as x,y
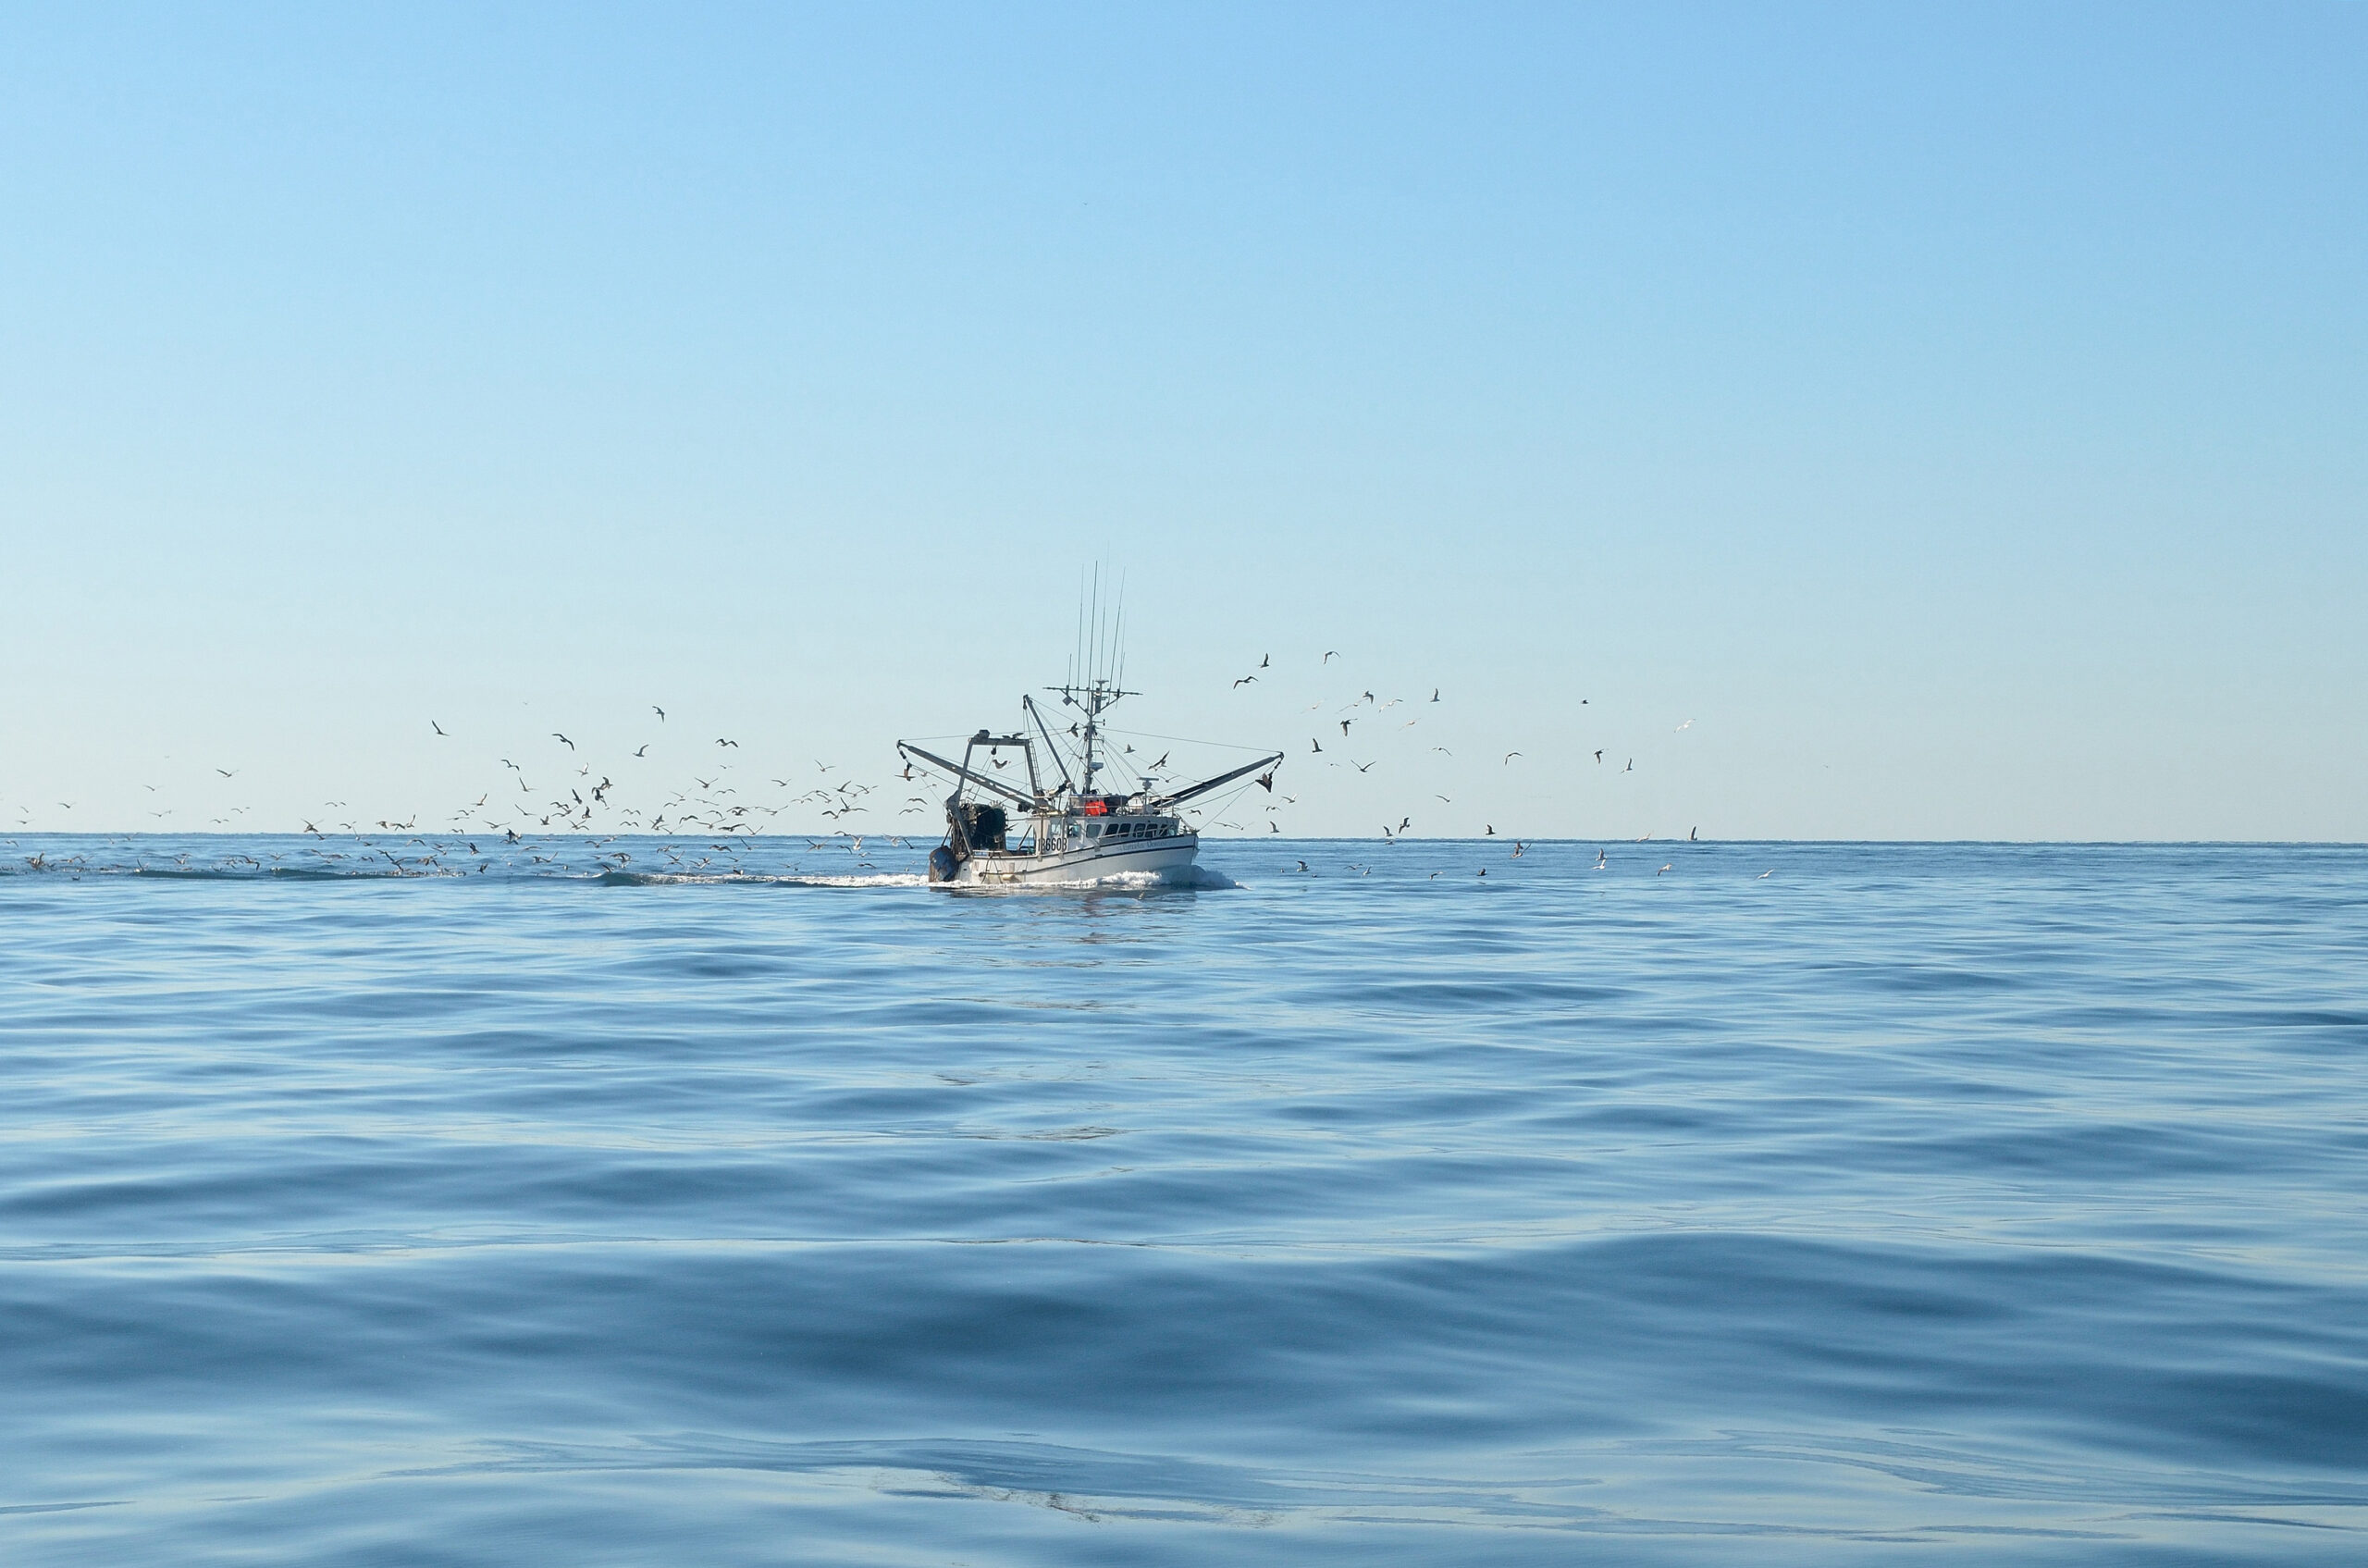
1057,565 -> 1133,799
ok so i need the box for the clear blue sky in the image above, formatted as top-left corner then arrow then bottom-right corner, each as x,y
4,4 -> 2362,839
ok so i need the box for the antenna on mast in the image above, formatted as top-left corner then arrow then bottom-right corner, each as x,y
1050,560 -> 1136,800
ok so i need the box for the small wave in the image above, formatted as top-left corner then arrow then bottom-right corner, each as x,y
2,862 -> 436,882
136,864 -> 461,881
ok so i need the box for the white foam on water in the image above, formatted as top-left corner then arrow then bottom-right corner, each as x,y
946,864 -> 1240,893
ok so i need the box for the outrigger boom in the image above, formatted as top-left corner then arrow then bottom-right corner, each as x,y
896,736 -> 1038,809
1149,753 -> 1283,811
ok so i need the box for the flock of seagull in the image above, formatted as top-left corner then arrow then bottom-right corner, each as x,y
6,700 -> 941,879
8,648 -> 1769,882
1210,649 -> 1728,879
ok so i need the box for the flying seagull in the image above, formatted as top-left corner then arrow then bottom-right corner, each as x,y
552,734 -> 574,750
432,721 -> 448,736
653,707 -> 666,722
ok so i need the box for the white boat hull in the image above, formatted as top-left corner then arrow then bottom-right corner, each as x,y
950,833 -> 1201,886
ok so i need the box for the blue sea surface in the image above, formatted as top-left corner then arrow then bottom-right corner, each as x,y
3,836 -> 2365,1563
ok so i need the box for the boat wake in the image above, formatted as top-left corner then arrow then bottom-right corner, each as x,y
598,870 -> 931,889
4,851 -> 1238,892
947,864 -> 1240,893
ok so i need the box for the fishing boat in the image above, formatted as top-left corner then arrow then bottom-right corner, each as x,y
897,671 -> 1281,887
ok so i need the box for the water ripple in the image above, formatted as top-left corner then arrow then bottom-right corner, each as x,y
2,838 -> 2365,1562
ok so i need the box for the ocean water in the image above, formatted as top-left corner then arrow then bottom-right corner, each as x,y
3,835 -> 2365,1564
